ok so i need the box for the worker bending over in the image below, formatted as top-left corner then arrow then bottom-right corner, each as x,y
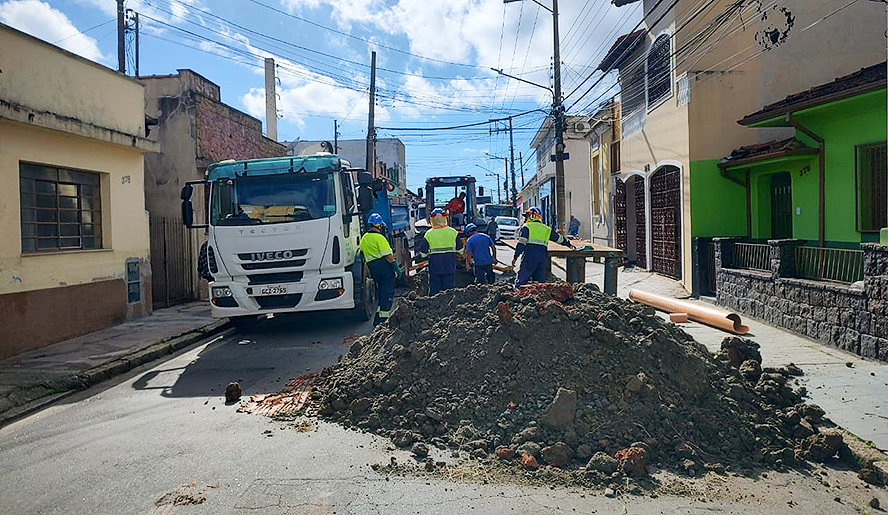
464,223 -> 496,284
511,207 -> 573,287
359,213 -> 402,325
416,208 -> 462,295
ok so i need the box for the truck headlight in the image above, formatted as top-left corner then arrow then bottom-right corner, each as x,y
212,286 -> 233,298
319,278 -> 343,290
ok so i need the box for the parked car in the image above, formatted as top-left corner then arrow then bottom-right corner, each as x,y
495,216 -> 520,240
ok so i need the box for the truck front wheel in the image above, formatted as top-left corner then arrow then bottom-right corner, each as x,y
351,262 -> 377,322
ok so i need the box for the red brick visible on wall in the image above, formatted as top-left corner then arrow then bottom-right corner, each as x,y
194,94 -> 286,165
0,279 -> 128,360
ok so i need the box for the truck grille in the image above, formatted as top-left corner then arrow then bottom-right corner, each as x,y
255,293 -> 303,310
238,249 -> 308,260
247,272 -> 304,285
242,260 -> 307,270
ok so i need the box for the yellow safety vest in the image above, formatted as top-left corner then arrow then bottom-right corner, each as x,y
424,226 -> 458,254
522,221 -> 551,247
359,231 -> 393,262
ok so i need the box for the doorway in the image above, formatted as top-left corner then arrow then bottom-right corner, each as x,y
770,172 -> 792,239
650,165 -> 681,279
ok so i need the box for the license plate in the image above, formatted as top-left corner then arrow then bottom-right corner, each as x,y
259,285 -> 287,295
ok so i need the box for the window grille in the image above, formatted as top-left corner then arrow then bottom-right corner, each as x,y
20,163 -> 102,253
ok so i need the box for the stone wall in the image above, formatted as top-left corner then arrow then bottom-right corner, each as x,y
194,94 -> 285,167
715,239 -> 888,362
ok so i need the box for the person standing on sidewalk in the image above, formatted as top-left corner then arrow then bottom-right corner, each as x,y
511,207 -> 573,287
359,213 -> 402,325
416,208 -> 461,295
568,215 -> 580,237
464,223 -> 496,284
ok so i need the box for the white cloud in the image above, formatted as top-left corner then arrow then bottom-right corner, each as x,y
72,0 -> 205,26
0,0 -> 105,62
275,0 -> 630,111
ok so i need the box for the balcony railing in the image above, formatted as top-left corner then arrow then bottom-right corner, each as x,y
732,243 -> 770,272
796,246 -> 864,284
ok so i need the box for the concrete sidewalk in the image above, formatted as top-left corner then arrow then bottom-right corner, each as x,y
562,259 -> 888,451
0,302 -> 227,426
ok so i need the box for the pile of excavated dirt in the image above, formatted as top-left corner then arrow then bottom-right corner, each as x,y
309,282 -> 858,481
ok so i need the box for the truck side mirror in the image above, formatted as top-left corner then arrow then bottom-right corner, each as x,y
356,171 -> 374,213
478,186 -> 485,196
182,199 -> 194,227
180,183 -> 193,201
417,187 -> 423,199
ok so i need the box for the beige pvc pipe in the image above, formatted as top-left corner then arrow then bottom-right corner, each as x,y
628,289 -> 749,335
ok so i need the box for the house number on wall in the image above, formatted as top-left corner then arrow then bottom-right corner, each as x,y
799,165 -> 810,177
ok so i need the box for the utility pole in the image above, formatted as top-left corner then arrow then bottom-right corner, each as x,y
134,12 -> 139,77
551,0 -> 566,231
117,0 -> 125,73
264,58 -> 277,141
334,120 -> 339,154
365,51 -> 377,175
519,151 -> 525,188
509,117 -> 517,206
503,0 -> 564,228
489,118 -> 517,206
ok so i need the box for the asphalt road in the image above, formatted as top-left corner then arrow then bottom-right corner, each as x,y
1,289 -> 885,514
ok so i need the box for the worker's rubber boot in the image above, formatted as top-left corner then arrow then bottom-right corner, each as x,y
373,313 -> 382,326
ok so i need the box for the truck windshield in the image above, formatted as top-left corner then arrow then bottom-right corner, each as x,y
485,205 -> 517,218
211,173 -> 336,226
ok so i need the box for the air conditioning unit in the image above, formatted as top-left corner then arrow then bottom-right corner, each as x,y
574,121 -> 591,134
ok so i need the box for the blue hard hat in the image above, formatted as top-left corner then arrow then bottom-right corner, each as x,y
368,213 -> 385,225
431,208 -> 446,217
465,223 -> 477,233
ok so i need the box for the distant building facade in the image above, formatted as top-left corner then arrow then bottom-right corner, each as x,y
140,69 -> 286,307
0,24 -> 158,358
287,138 -> 407,196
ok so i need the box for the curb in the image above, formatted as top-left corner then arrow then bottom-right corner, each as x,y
0,320 -> 231,428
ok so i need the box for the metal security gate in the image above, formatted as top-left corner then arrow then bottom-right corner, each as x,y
634,176 -> 647,269
650,166 -> 681,279
614,178 -> 627,252
770,172 -> 793,239
149,216 -> 196,309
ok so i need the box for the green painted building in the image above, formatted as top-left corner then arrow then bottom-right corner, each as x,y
708,63 -> 887,248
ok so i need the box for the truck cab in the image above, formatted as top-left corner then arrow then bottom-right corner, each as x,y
419,176 -> 486,233
181,154 -> 380,327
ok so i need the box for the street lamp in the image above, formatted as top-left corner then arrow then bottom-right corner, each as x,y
474,164 -> 502,203
502,0 -> 565,230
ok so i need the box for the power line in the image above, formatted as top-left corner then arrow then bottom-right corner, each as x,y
52,18 -> 116,44
377,109 -> 546,131
244,0 -> 487,69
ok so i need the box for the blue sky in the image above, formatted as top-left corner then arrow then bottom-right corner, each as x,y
0,0 -> 639,195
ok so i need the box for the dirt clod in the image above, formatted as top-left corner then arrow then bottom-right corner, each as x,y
225,382 -> 242,403
520,452 -> 539,470
615,446 -> 648,477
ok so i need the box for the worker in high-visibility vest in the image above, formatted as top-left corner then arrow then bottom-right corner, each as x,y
359,213 -> 402,325
416,208 -> 462,295
511,207 -> 573,287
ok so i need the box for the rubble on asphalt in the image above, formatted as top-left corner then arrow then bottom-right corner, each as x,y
308,282 -> 866,486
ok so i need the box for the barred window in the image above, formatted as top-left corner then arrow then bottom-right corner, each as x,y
20,163 -> 102,253
856,142 -> 887,232
646,34 -> 672,109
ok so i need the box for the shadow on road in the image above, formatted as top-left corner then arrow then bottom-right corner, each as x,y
131,310 -> 371,399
